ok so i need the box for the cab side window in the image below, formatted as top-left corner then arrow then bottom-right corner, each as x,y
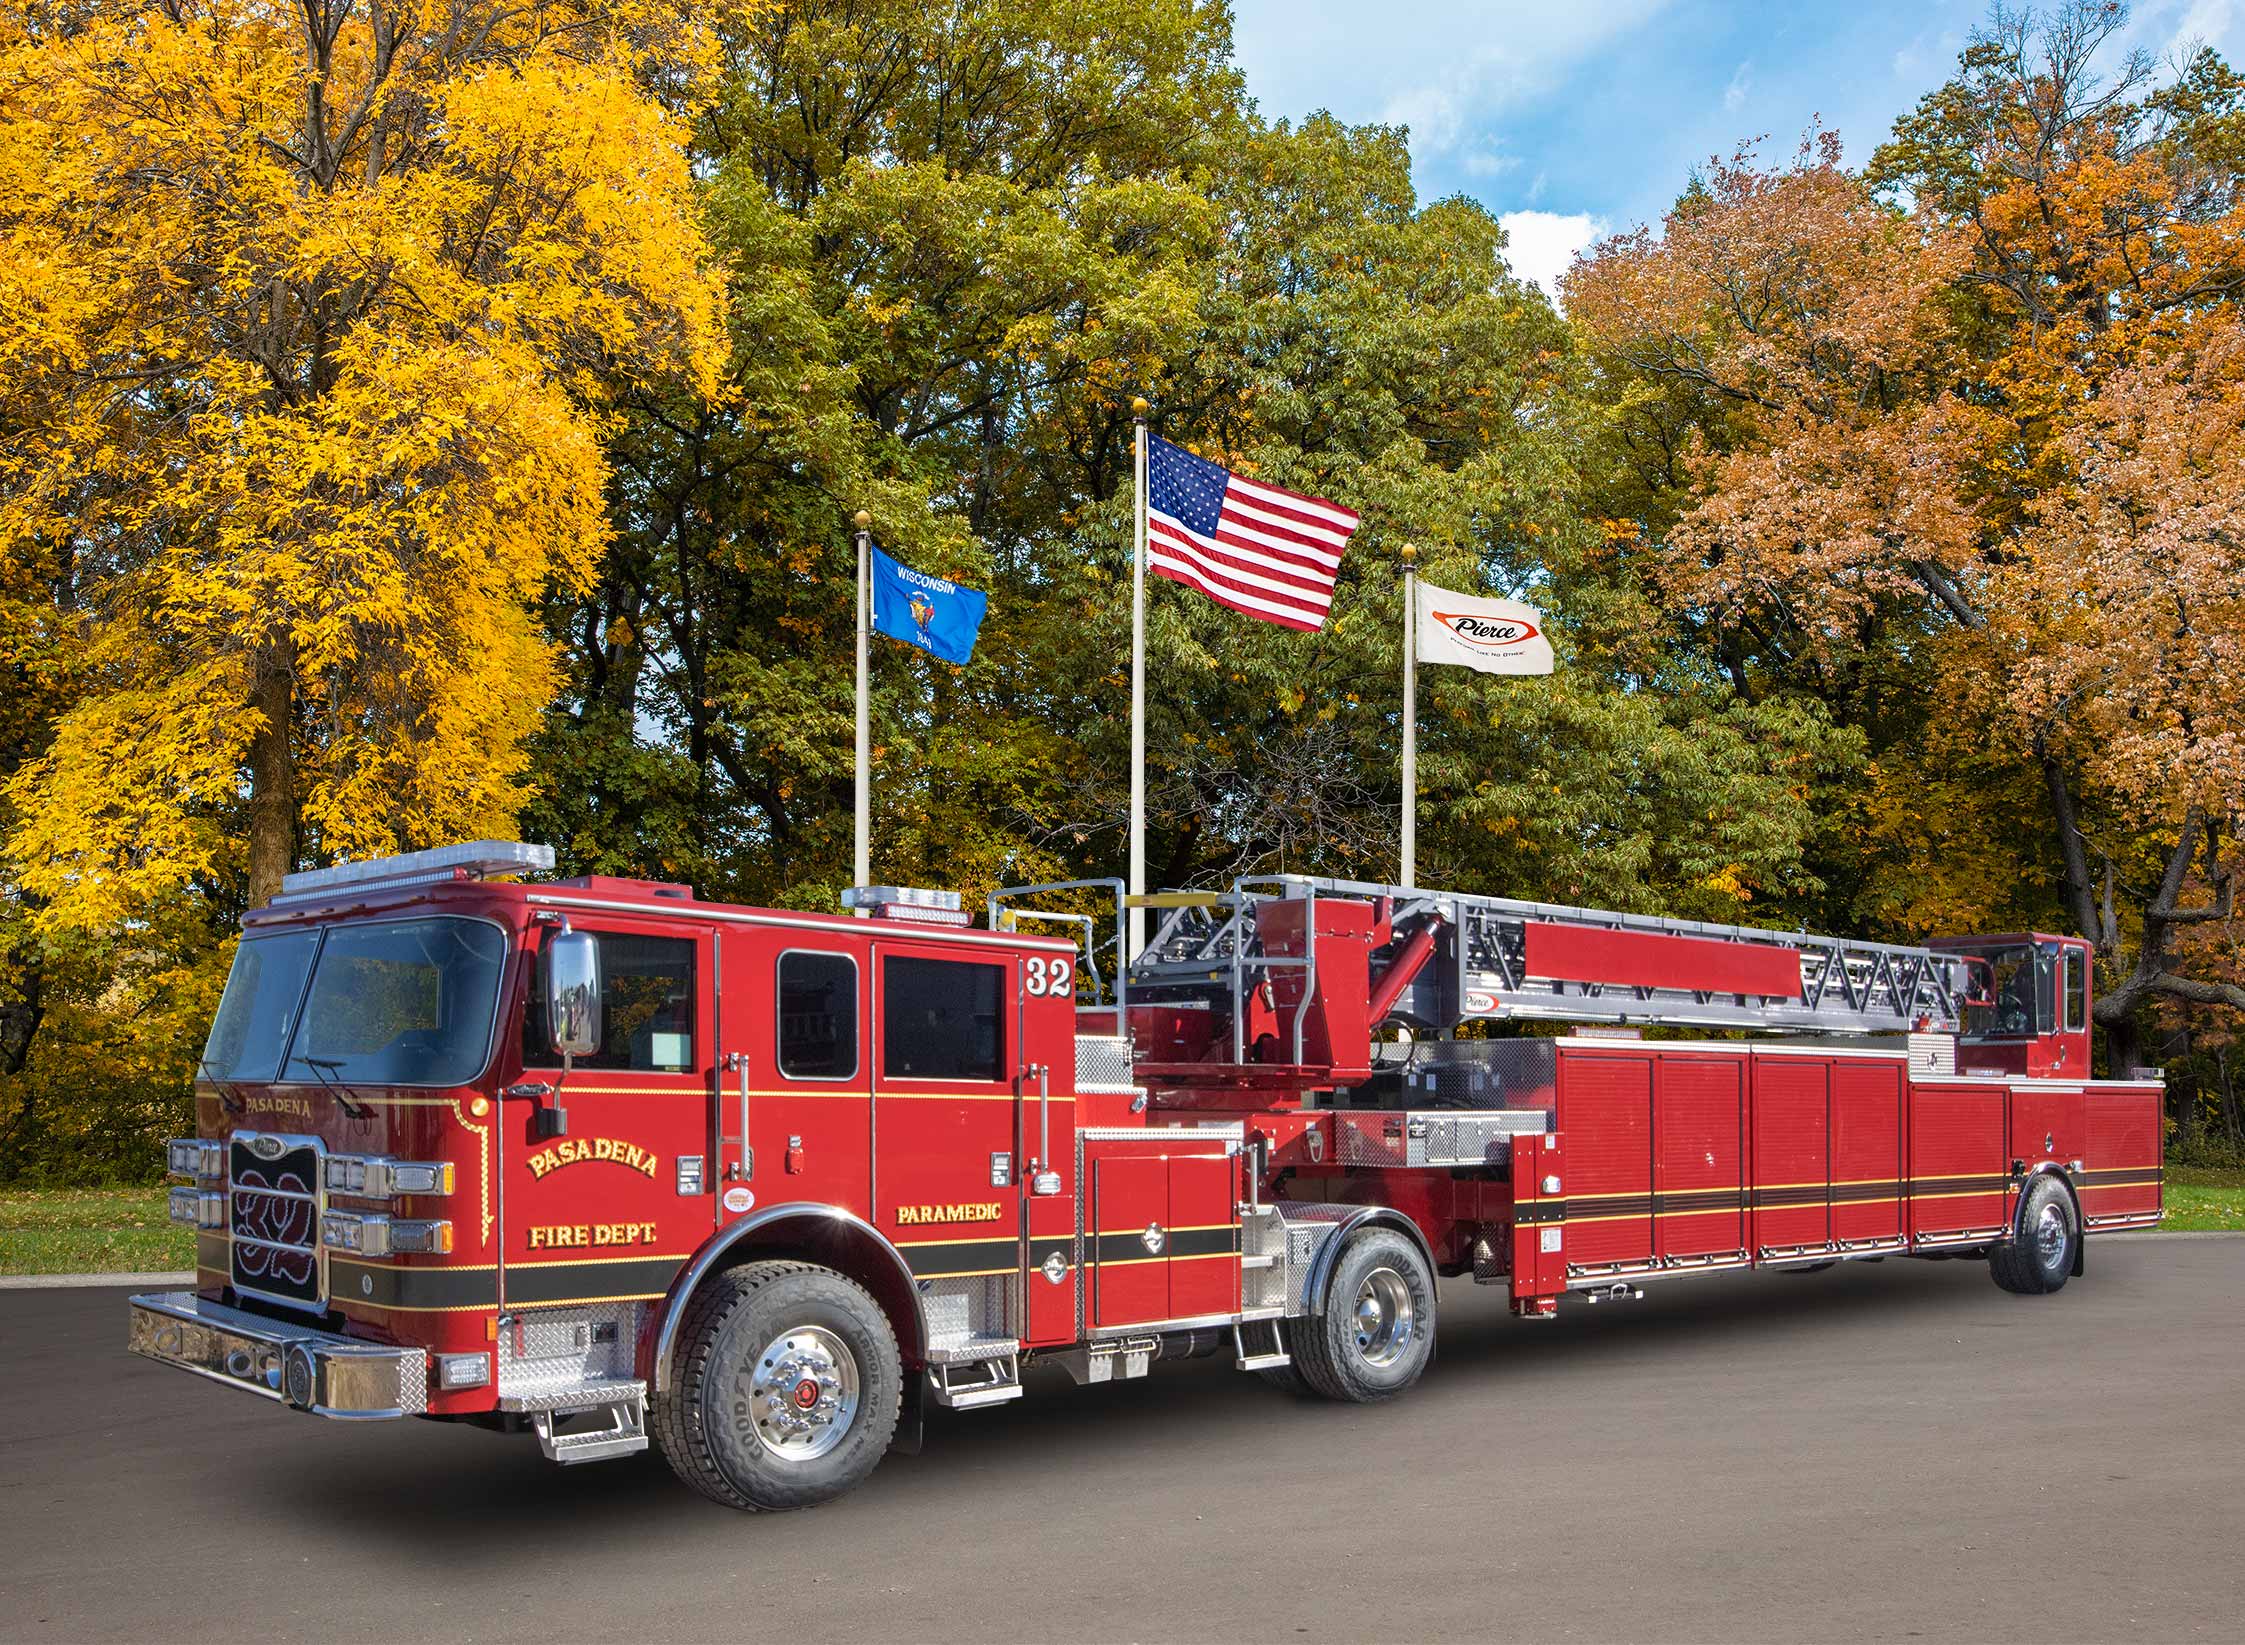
523,932 -> 697,1073
778,951 -> 858,1080
882,956 -> 1004,1081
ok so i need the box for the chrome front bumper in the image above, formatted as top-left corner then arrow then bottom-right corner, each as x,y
128,1291 -> 428,1420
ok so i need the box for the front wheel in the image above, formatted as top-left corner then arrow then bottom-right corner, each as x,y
656,1260 -> 902,1510
1990,1176 -> 2079,1295
1292,1228 -> 1437,1402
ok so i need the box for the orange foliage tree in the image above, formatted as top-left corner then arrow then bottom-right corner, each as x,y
1569,1 -> 2245,1068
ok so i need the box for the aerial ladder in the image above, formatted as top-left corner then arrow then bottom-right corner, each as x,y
991,873 -> 1980,1096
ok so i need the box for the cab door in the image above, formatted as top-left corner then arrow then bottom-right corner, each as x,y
712,927 -> 874,1233
871,939 -> 1026,1348
504,920 -> 713,1309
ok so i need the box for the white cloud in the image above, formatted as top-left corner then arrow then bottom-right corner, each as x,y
1724,59 -> 1753,112
1231,1 -> 1673,165
1498,209 -> 1606,299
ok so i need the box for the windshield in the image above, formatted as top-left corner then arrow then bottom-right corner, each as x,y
1961,943 -> 2053,1041
202,917 -> 508,1087
203,931 -> 320,1082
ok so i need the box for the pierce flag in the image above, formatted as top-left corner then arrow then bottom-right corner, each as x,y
869,544 -> 987,666
1413,579 -> 1554,675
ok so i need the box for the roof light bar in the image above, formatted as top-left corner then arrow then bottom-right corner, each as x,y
276,841 -> 555,902
843,885 -> 971,925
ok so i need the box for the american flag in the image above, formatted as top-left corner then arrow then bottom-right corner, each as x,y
1145,433 -> 1359,632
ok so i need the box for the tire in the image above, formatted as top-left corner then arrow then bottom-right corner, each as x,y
655,1260 -> 902,1511
1292,1228 -> 1437,1403
1990,1176 -> 2079,1295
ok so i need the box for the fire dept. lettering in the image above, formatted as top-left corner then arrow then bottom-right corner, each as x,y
524,1138 -> 660,1181
895,1201 -> 1004,1227
525,1221 -> 660,1250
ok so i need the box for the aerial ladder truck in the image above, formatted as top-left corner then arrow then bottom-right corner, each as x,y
131,846 -> 2162,1509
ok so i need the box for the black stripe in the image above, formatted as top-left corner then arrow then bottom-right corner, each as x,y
1028,1238 -> 1073,1273
901,1236 -> 1016,1278
504,1257 -> 683,1305
1093,1225 -> 1239,1264
333,1259 -> 499,1311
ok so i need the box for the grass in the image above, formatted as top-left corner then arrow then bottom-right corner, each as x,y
2163,1165 -> 2245,1232
2,1170 -> 2240,1277
0,1187 -> 193,1276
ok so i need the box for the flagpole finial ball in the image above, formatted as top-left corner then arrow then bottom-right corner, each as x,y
1401,542 -> 1417,562
853,511 -> 871,530
1132,397 -> 1150,416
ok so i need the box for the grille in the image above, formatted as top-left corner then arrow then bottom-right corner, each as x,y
230,1133 -> 324,1309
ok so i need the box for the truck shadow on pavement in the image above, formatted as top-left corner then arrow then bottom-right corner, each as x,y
259,1254 -> 2010,1554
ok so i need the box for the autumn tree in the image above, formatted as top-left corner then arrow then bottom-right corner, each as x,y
0,0 -> 728,926
1570,1 -> 2245,1067
0,0 -> 728,1176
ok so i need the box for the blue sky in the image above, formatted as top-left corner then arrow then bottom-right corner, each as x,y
1226,0 -> 2243,295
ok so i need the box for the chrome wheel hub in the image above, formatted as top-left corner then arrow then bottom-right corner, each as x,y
1352,1266 -> 1416,1369
2034,1201 -> 2069,1269
748,1325 -> 861,1462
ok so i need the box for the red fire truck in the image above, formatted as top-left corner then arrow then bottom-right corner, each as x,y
130,842 -> 2164,1510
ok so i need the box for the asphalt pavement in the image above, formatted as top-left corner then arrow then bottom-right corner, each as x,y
4,1236 -> 2241,1643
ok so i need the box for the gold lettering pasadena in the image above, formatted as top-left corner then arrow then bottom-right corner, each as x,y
895,1202 -> 1004,1227
524,1138 -> 660,1181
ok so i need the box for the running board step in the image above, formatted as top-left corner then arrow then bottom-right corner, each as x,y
530,1384 -> 649,1465
1233,1319 -> 1290,1372
927,1350 -> 1023,1409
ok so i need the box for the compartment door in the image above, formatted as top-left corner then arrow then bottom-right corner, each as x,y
1909,1085 -> 2008,1241
1090,1154 -> 1170,1330
1830,1062 -> 1903,1247
1655,1055 -> 1745,1261
1752,1058 -> 1830,1256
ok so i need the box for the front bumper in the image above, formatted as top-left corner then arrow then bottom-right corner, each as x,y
128,1291 -> 428,1420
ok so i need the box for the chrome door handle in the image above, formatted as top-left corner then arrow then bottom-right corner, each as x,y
724,1052 -> 753,1181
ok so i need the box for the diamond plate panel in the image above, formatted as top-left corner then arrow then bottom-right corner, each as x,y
497,1302 -> 641,1400
1075,1034 -> 1137,1092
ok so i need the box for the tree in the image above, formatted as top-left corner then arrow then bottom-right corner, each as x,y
1569,2 -> 2245,1067
0,0 -> 729,930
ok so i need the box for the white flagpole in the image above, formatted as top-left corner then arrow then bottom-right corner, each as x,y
1401,542 -> 1417,888
1129,398 -> 1150,959
853,510 -> 872,896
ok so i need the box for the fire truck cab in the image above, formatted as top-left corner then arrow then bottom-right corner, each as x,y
130,846 -> 2163,1512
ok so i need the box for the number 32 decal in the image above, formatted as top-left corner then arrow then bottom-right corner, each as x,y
1023,955 -> 1074,997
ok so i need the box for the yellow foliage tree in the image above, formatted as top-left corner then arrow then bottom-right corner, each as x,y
0,0 -> 730,929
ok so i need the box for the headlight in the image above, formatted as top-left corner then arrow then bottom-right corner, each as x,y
321,1212 -> 453,1257
168,1187 -> 225,1228
325,1154 -> 454,1198
166,1138 -> 224,1180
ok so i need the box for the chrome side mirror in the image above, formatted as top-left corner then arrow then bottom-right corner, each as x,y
546,931 -> 602,1060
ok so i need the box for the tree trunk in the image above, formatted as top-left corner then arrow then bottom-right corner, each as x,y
246,642 -> 298,906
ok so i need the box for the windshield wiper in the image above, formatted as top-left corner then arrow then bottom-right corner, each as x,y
295,1057 -> 371,1120
196,1057 -> 247,1117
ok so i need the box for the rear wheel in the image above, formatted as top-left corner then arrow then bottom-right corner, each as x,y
1292,1228 -> 1436,1403
1990,1176 -> 2078,1295
656,1260 -> 902,1510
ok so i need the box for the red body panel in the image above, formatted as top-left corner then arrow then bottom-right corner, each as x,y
1524,922 -> 1803,998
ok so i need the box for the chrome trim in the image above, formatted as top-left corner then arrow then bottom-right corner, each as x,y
127,1291 -> 427,1419
1298,1206 -> 1436,1317
1087,1310 -> 1245,1340
650,1204 -> 926,1395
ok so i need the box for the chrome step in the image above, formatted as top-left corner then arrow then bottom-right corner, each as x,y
927,1350 -> 1023,1409
530,1382 -> 648,1465
1233,1318 -> 1290,1372
924,1333 -> 1020,1366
